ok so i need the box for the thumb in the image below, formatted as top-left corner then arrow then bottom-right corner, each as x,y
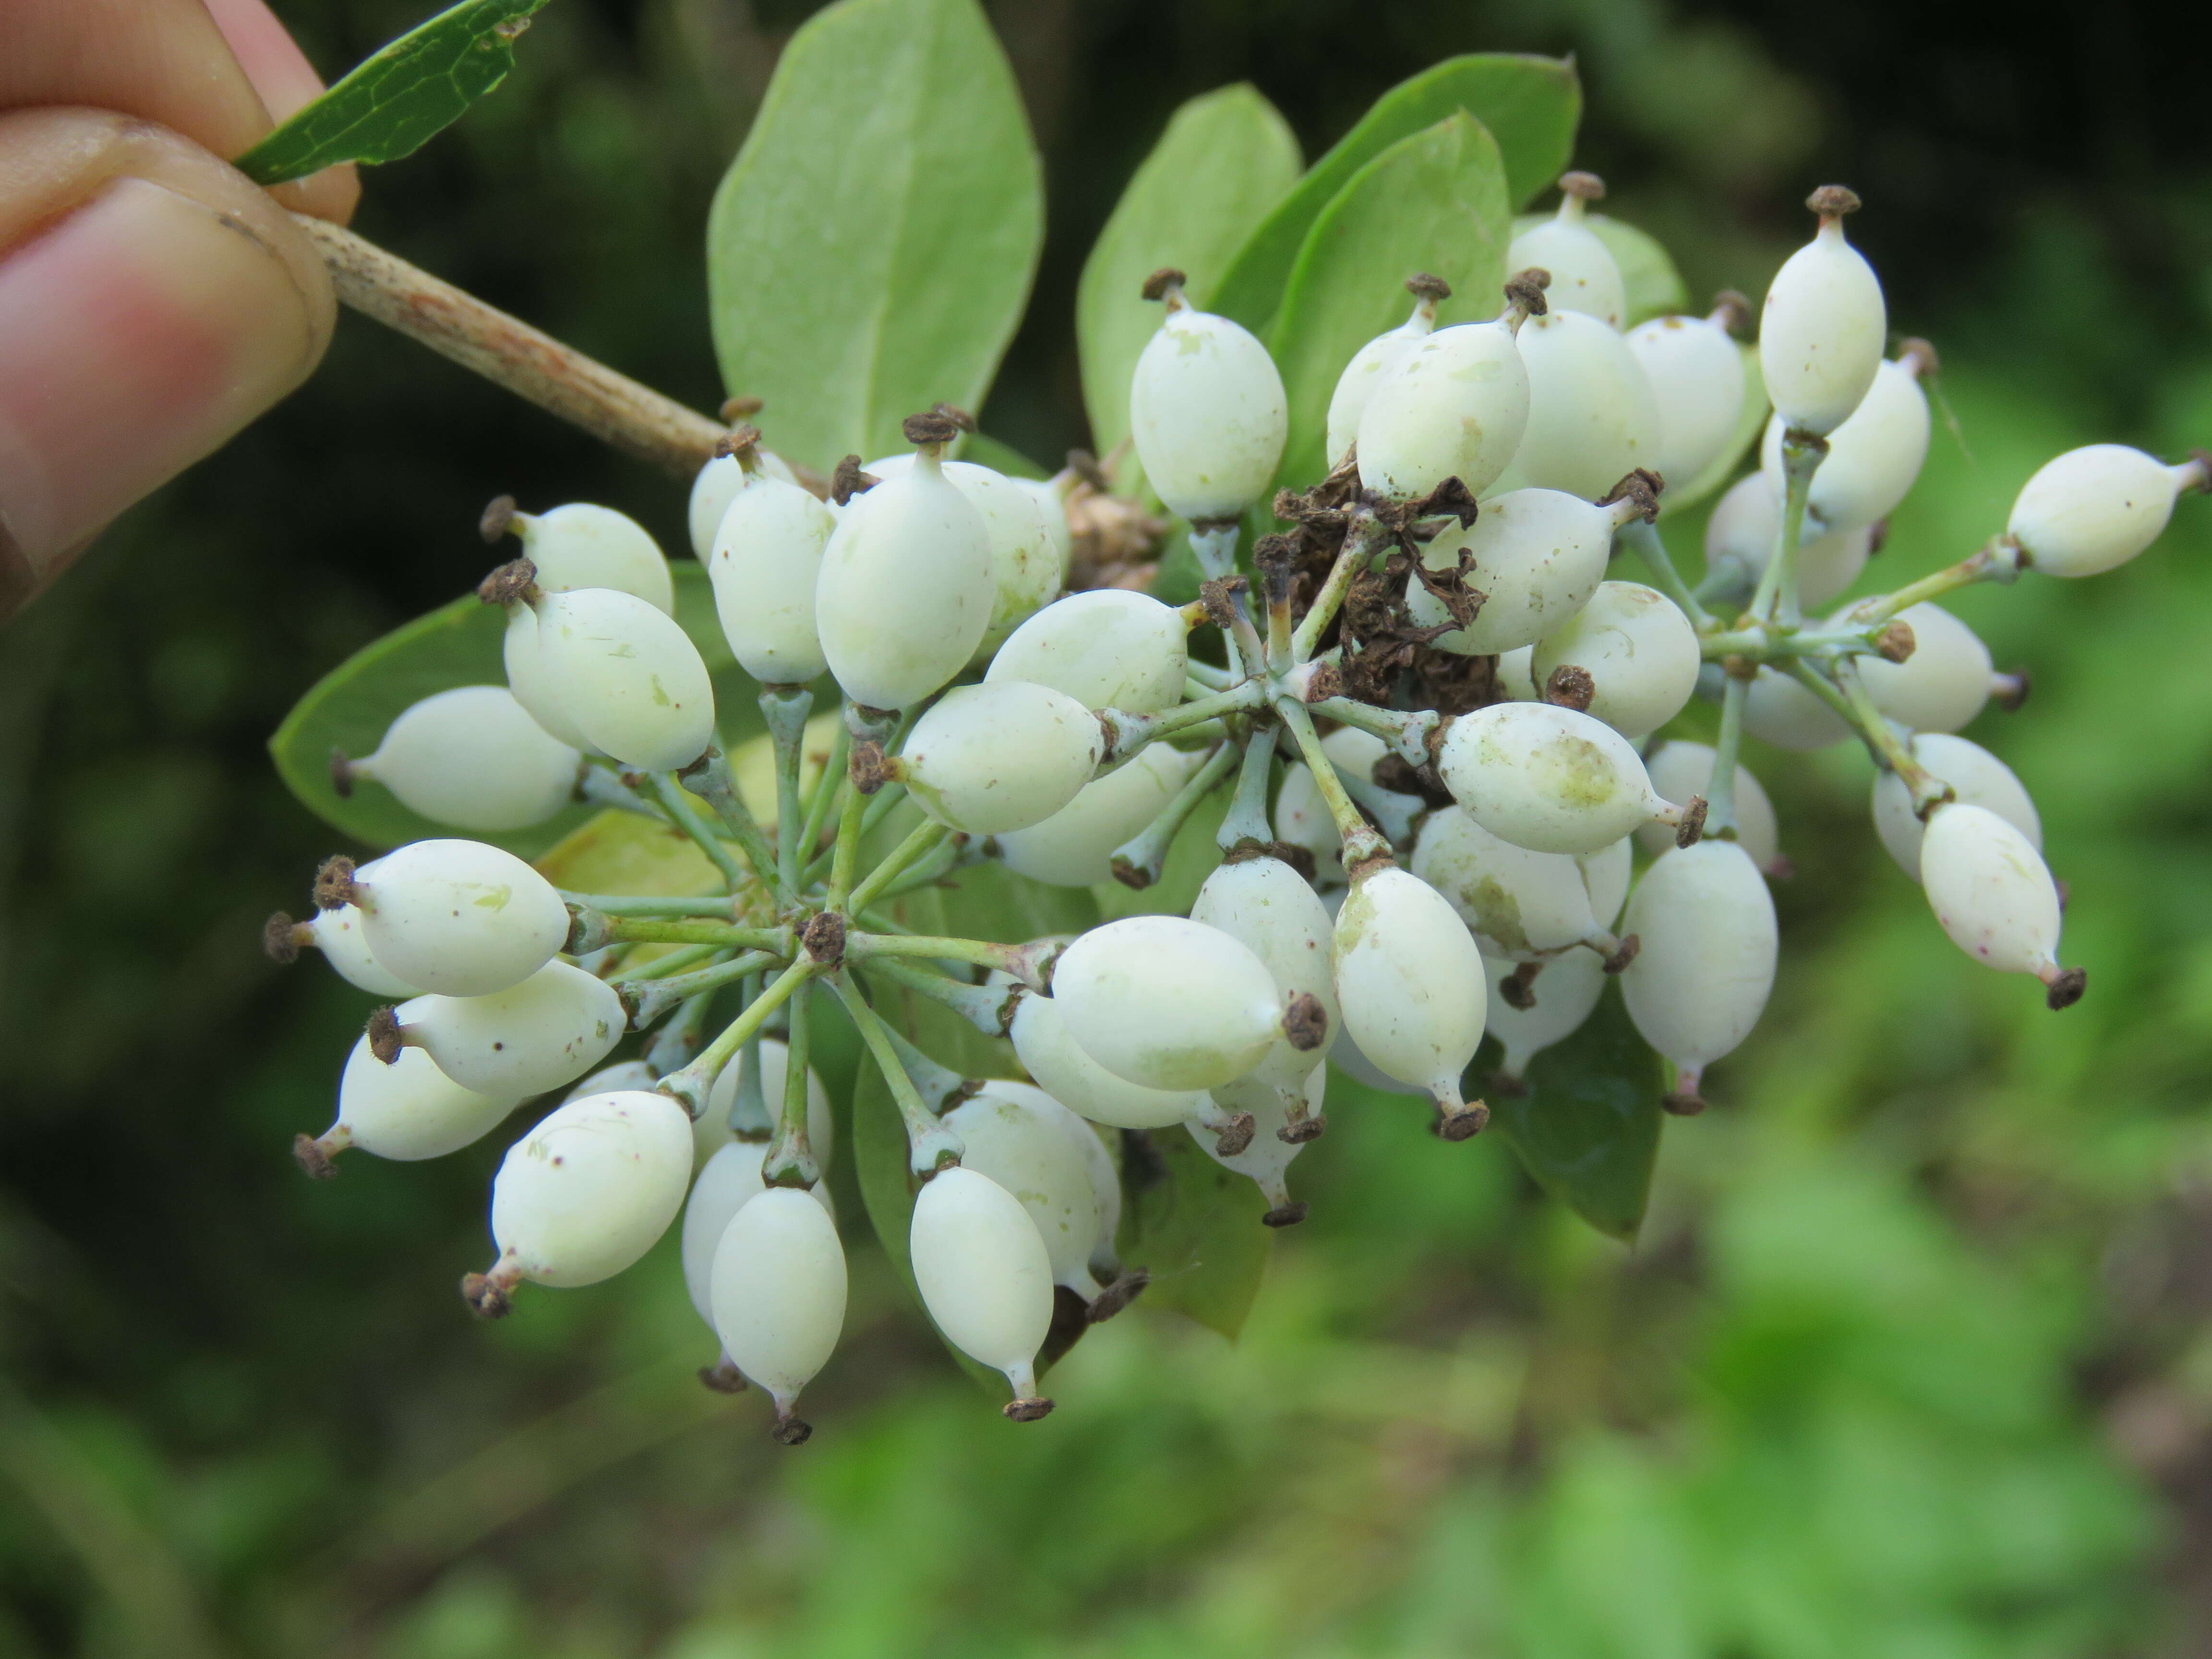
0,108 -> 335,622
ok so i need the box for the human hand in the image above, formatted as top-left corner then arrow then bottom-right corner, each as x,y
0,0 -> 359,622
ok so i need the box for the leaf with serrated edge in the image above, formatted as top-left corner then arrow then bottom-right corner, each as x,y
1484,981 -> 1663,1241
270,563 -> 766,855
1267,112 -> 1510,494
1076,85 -> 1301,469
705,0 -> 1042,474
1209,55 -> 1579,336
236,0 -> 548,186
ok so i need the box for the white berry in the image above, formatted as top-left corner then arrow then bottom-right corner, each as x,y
1333,866 -> 1486,1112
1438,703 -> 1684,856
1007,990 -> 1207,1129
1640,741 -> 1779,870
1742,665 -> 1852,751
1482,946 -> 1606,1081
1051,915 -> 1286,1091
1761,349 -> 1929,536
344,838 -> 569,998
710,1186 -> 848,1425
1501,309 -> 1661,501
510,503 -> 674,614
943,1083 -> 1104,1297
700,1037 -> 834,1170
1919,802 -> 2073,996
397,961 -> 625,1098
986,589 -> 1188,714
1759,192 -> 1886,437
486,1089 -> 693,1289
1412,806 -> 1609,962
2007,444 -> 2198,577
1129,286 -> 1288,521
897,680 -> 1102,835
1871,733 -> 2039,878
304,904 -> 421,998
862,454 -> 1061,653
681,1140 -> 832,1324
1619,840 -> 1776,1100
709,475 -> 836,686
316,1034 -> 517,1163
1357,317 -> 1531,501
1406,488 -> 1627,655
348,686 -> 580,832
996,743 -> 1202,888
1190,854 -> 1340,1091
1508,179 -> 1626,328
1704,472 -> 1875,609
529,587 -> 718,773
1324,285 -> 1440,467
1530,580 -> 1700,739
687,444 -> 799,560
910,1166 -> 1056,1407
1856,602 -> 1991,733
1626,309 -> 1748,487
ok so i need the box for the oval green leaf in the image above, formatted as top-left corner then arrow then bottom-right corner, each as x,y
1266,111 -> 1511,493
1117,1127 -> 1273,1340
235,0 -> 549,187
1209,54 -> 1580,337
1076,84 -> 1302,469
705,0 -> 1043,474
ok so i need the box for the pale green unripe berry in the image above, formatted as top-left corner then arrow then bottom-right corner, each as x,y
910,1166 -> 1056,1406
1759,192 -> 1886,437
530,588 -> 718,772
501,609 -> 599,754
1627,307 -> 1748,486
1619,840 -> 1776,1096
1500,309 -> 1661,500
1411,806 -> 1606,962
1356,317 -> 1531,501
1580,837 -> 1632,927
709,475 -> 836,686
1704,473 -> 1874,609
709,1187 -> 847,1424
1407,488 -> 1629,655
1481,946 -> 1606,1081
1016,477 -> 1074,578
345,838 -> 569,997
399,961 -> 625,1097
1530,580 -> 1700,739
1052,915 -> 1285,1091
1742,665 -> 1852,751
349,686 -> 581,832
1190,855 -> 1340,1091
817,449 -> 995,709
986,589 -> 1188,714
2007,444 -> 2203,577
1856,602 -> 1991,733
1324,285 -> 1441,466
1192,1065 -> 1323,1213
488,1090 -> 693,1289
1437,704 -> 1682,855
862,454 -> 1061,653
1272,762 -> 1344,888
1640,741 -> 1779,870
1920,802 -> 2074,997
682,1141 -> 832,1324
305,904 -> 421,997
510,503 -> 673,614
1129,284 -> 1287,521
996,743 -> 1201,888
701,1036 -> 834,1169
1007,990 -> 1206,1129
897,680 -> 1101,835
567,1060 -> 657,1101
319,1034 -> 517,1162
1496,645 -> 1539,701
943,1083 -> 1103,1297
1761,349 -> 1930,535
687,445 -> 798,560
1060,1114 -> 1122,1282
1872,733 -> 2040,878
1507,177 -> 1626,328
1333,866 -> 1487,1107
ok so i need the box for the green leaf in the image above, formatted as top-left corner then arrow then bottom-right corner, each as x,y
1118,1129 -> 1273,1339
1209,55 -> 1580,336
1661,343 -> 1767,517
705,0 -> 1043,474
269,563 -> 765,855
1265,112 -> 1511,494
1510,208 -> 1689,326
234,0 -> 548,187
1076,85 -> 1301,466
958,433 -> 1050,480
1485,982 -> 1665,1241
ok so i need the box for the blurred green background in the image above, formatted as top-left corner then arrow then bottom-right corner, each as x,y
5,0 -> 2212,1653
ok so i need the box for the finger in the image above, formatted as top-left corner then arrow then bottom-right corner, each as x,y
201,0 -> 360,222
0,0 -> 355,222
0,108 -> 337,621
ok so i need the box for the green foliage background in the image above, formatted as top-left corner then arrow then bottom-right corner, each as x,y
3,0 -> 2212,1654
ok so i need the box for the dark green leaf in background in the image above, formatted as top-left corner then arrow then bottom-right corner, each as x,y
1208,54 -> 1580,337
269,563 -> 763,854
705,0 -> 1044,473
1075,85 -> 1302,469
235,0 -> 549,186
1486,982 -> 1665,1241
1265,112 -> 1511,493
1118,1129 -> 1273,1340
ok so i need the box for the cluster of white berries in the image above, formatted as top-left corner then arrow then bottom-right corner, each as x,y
269,168 -> 2206,1440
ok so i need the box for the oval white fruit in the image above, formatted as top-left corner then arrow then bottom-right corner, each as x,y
1482,946 -> 1606,1080
1856,603 -> 1991,733
1530,580 -> 1700,739
489,1089 -> 693,1287
996,743 -> 1200,888
1192,1065 -> 1323,1212
501,606 -> 598,754
1504,310 -> 1661,501
1130,301 -> 1287,521
709,475 -> 836,685
2007,444 -> 2194,577
943,1083 -> 1103,1296
681,1140 -> 833,1323
531,588 -> 718,771
1334,867 -> 1486,1103
898,680 -> 1102,835
351,686 -> 580,832
1406,488 -> 1618,655
1640,741 -> 1779,869
349,838 -> 570,997
1272,762 -> 1345,888
1759,206 -> 1886,436
910,1166 -> 1055,1401
1919,802 -> 2065,982
1508,198 -> 1626,329
513,503 -> 673,613
1579,836 -> 1633,928
1742,665 -> 1852,751
306,903 -> 421,998
1357,319 -> 1530,501
1619,840 -> 1776,1082
324,1034 -> 516,1161
1871,733 -> 2040,878
1008,991 -> 1206,1129
1761,353 -> 1928,535
1626,312 -> 1748,487
1325,298 -> 1435,467
400,962 -> 625,1098
1438,703 -> 1676,855
1051,915 -> 1284,1091
986,589 -> 1188,714
861,454 -> 1061,653
1190,854 -> 1339,1088
686,445 -> 800,560
1411,806 -> 1604,961
709,1186 -> 847,1417
699,1036 -> 834,1170
1702,472 -> 1875,610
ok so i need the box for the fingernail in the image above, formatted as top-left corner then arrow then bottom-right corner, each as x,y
0,176 -> 324,596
